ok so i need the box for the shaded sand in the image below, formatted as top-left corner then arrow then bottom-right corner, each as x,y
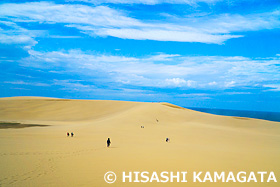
0,97 -> 279,187
0,122 -> 49,129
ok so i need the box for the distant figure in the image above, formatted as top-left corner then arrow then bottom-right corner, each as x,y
71,132 -> 74,137
156,119 -> 159,122
67,132 -> 69,137
107,138 -> 111,147
166,138 -> 169,142
141,126 -> 144,128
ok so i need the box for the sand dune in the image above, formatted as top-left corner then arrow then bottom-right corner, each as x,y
0,97 -> 279,186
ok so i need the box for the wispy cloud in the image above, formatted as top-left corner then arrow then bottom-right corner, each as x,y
263,84 -> 280,91
4,80 -> 49,87
177,93 -> 211,99
18,49 -> 280,90
0,2 -> 279,44
223,92 -> 251,95
50,79 -> 160,98
0,21 -> 39,48
68,0 -> 221,5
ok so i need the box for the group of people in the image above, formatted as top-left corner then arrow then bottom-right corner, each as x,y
65,117 -> 167,147
105,137 -> 169,148
106,118 -> 165,147
66,132 -> 74,137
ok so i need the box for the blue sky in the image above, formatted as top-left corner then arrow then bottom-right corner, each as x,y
0,0 -> 280,112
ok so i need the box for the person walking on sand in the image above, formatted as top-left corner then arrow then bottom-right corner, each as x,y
71,132 -> 74,137
67,132 -> 69,137
107,138 -> 111,147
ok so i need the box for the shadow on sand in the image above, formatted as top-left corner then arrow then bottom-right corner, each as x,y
0,122 -> 49,129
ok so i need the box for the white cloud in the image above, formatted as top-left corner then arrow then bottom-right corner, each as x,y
0,2 -> 279,44
53,80 -> 90,88
146,53 -> 181,61
4,80 -> 49,87
19,49 -> 280,90
224,92 -> 251,95
0,21 -> 38,47
93,28 -> 241,43
0,34 -> 34,45
208,81 -> 217,86
0,3 -> 142,27
165,78 -> 188,87
195,11 -> 280,34
50,79 -> 159,98
10,87 -> 30,90
179,93 -> 209,97
177,93 -> 211,99
69,0 -> 221,5
263,84 -> 280,91
225,81 -> 235,87
52,79 -> 97,91
186,80 -> 196,87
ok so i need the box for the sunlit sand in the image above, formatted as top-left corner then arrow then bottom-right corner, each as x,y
0,97 -> 279,186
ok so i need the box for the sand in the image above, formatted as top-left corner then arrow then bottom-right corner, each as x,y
0,96 -> 279,187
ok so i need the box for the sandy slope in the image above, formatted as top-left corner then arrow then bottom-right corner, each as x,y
0,97 -> 279,187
